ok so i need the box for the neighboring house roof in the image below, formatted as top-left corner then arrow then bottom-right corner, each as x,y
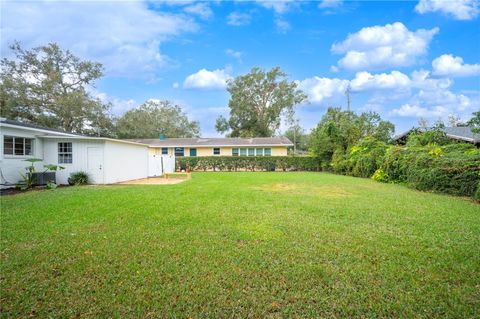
394,126 -> 480,144
442,127 -> 480,144
0,118 -> 148,147
129,137 -> 294,147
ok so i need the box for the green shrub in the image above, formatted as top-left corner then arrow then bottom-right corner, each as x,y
68,171 -> 89,185
371,168 -> 389,183
378,143 -> 480,198
175,156 -> 321,172
345,137 -> 388,178
474,183 -> 480,202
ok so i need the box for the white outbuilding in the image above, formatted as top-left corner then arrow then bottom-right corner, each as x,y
0,119 -> 174,187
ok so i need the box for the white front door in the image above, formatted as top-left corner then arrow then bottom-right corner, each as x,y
148,153 -> 163,177
87,147 -> 104,184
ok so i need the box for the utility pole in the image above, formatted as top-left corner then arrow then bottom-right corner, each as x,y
345,84 -> 351,112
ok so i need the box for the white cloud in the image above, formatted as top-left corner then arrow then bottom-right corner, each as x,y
183,68 -> 232,90
432,54 -> 480,77
298,68 -> 478,122
297,77 -> 349,104
390,104 -> 447,117
225,49 -> 243,61
172,82 -> 180,89
350,71 -> 411,92
275,18 -> 291,33
415,0 -> 479,20
390,71 -> 477,119
1,1 -> 196,79
184,3 -> 213,20
255,0 -> 298,14
92,89 -> 138,116
410,69 -> 452,90
319,0 -> 343,9
227,12 -> 252,26
331,22 -> 439,71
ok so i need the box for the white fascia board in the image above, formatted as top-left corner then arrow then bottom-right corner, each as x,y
40,135 -> 149,147
0,123 -> 79,137
147,144 -> 293,148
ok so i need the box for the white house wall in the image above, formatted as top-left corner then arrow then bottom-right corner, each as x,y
103,140 -> 148,184
43,138 -> 105,185
0,126 -> 45,187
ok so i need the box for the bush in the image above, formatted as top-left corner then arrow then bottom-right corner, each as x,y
371,168 -> 389,183
175,156 -> 321,172
68,171 -> 89,185
344,137 -> 388,178
474,183 -> 480,202
378,143 -> 480,198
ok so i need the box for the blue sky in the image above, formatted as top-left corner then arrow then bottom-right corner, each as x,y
2,0 -> 479,136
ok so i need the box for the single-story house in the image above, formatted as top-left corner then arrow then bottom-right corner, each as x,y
0,119 -> 174,188
394,126 -> 480,145
129,137 -> 293,157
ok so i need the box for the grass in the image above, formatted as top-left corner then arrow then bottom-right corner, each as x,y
1,172 -> 479,318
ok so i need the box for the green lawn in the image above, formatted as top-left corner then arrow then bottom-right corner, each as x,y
1,172 -> 479,318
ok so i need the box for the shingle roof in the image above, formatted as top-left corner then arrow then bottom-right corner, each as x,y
442,126 -> 480,143
394,126 -> 480,144
0,118 -> 84,136
128,137 -> 294,147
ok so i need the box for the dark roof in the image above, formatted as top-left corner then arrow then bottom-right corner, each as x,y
442,127 -> 480,143
129,137 -> 293,147
0,118 -> 84,136
394,126 -> 480,144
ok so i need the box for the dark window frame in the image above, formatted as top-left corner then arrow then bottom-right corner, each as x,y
213,147 -> 221,155
3,136 -> 34,156
58,142 -> 73,164
174,147 -> 185,157
161,147 -> 168,155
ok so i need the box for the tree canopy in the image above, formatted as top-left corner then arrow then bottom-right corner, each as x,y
467,111 -> 480,133
0,42 -> 114,136
115,100 -> 200,139
216,67 -> 307,137
309,107 -> 395,165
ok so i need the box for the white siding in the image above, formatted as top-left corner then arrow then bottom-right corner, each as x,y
1,123 -> 151,186
0,126 -> 45,187
43,138 -> 105,185
103,140 -> 148,184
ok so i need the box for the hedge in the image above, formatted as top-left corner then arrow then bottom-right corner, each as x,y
377,143 -> 480,198
176,156 -> 321,172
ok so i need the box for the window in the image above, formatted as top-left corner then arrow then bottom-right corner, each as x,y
161,147 -> 168,155
264,148 -> 272,156
174,147 -> 184,156
240,148 -> 247,156
190,148 -> 197,157
213,147 -> 220,155
232,148 -> 239,156
58,142 -> 73,164
3,136 -> 33,156
248,148 -> 255,156
256,148 -> 264,156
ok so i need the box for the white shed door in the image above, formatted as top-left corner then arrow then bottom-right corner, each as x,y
87,147 -> 104,184
148,154 -> 163,177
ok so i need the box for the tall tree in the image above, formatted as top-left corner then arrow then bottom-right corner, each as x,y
284,121 -> 309,154
116,100 -> 200,139
309,107 -> 395,165
0,42 -> 114,135
215,67 -> 307,137
467,111 -> 480,133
